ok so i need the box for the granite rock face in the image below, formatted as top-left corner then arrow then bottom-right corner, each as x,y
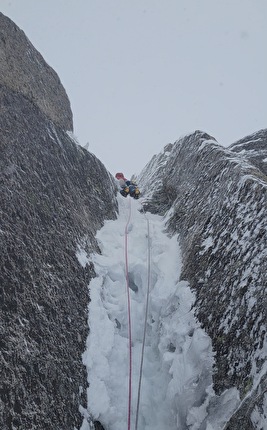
0,12 -> 73,130
139,130 -> 267,429
0,13 -> 117,430
230,128 -> 267,176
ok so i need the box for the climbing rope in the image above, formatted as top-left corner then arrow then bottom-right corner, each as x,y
135,209 -> 151,430
124,200 -> 152,430
124,197 -> 133,430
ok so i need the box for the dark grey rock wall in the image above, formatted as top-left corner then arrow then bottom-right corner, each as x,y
229,128 -> 267,176
0,12 -> 73,131
0,85 -> 117,429
0,13 -> 117,430
139,130 -> 267,429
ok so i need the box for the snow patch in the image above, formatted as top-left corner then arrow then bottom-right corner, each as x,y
76,246 -> 89,268
200,236 -> 214,253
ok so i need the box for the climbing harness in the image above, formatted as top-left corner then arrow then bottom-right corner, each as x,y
124,199 -> 152,430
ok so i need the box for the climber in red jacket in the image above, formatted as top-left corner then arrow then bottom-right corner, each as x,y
115,172 -> 140,199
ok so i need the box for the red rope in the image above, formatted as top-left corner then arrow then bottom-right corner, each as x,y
124,198 -> 133,430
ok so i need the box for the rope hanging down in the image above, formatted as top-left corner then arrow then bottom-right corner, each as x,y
135,210 -> 151,430
124,197 -> 133,430
124,200 -> 152,430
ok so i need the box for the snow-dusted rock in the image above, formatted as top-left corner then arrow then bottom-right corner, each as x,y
0,13 -> 117,430
230,128 -> 267,176
0,12 -> 73,130
139,130 -> 267,429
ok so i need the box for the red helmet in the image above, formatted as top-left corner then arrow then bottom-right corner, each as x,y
115,172 -> 124,179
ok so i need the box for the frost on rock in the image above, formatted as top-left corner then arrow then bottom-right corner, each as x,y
138,129 -> 267,429
251,392 -> 267,430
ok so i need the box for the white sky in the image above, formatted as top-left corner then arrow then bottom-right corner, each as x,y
1,0 -> 267,177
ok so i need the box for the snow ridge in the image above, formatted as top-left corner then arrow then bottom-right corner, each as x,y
81,196 -> 239,430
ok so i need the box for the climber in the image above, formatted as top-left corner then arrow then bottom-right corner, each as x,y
115,172 -> 140,199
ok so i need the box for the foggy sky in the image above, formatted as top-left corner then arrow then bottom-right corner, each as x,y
1,0 -> 267,177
